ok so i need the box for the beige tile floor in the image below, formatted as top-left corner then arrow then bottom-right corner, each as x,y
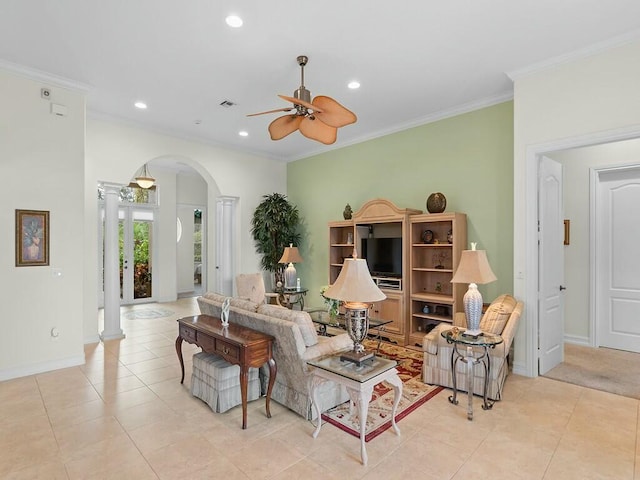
1,297 -> 639,479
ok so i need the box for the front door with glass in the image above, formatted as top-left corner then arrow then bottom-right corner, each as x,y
120,208 -> 154,304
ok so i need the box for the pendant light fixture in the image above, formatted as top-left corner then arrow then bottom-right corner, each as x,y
135,163 -> 155,189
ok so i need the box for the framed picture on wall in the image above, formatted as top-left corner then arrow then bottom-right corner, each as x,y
15,209 -> 49,266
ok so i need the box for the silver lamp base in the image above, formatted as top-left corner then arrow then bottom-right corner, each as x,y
340,306 -> 374,365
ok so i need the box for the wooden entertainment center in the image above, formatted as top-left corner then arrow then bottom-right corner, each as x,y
328,198 -> 467,348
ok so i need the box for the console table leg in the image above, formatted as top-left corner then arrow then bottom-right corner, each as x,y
175,336 -> 185,384
265,358 -> 277,419
240,367 -> 248,429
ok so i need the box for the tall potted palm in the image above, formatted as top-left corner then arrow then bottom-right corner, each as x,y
251,193 -> 301,287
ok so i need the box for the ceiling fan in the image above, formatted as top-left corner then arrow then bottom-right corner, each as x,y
247,55 -> 357,145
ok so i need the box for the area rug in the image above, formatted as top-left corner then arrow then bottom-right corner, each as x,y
543,343 -> 640,400
123,308 -> 174,320
321,340 -> 443,442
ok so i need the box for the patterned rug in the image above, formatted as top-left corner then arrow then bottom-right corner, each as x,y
321,340 -> 443,442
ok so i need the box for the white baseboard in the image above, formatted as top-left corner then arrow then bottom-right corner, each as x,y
564,334 -> 590,346
0,354 -> 85,382
512,361 -> 528,377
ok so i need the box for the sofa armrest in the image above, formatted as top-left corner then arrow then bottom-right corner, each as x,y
302,333 -> 353,361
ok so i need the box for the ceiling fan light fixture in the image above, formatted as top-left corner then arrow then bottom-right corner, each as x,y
248,55 -> 357,144
348,81 -> 361,89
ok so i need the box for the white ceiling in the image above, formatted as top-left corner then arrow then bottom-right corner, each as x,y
2,1 -> 640,162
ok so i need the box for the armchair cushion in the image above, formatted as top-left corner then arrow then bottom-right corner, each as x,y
479,294 -> 517,335
236,273 -> 267,305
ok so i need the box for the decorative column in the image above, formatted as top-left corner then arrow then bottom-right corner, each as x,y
216,196 -> 237,296
101,184 -> 125,341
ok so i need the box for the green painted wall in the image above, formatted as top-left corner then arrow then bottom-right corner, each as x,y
287,101 -> 514,310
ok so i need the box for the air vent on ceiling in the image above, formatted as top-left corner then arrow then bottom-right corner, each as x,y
219,100 -> 236,108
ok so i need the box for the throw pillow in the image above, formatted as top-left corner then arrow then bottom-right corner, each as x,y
479,294 -> 517,335
257,304 -> 319,346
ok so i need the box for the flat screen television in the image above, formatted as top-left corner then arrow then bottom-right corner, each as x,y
361,237 -> 402,278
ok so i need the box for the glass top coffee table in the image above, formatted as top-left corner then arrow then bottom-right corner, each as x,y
307,353 -> 402,465
307,309 -> 393,351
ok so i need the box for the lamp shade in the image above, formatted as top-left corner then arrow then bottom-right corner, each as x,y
450,249 -> 497,285
278,244 -> 303,264
323,254 -> 386,305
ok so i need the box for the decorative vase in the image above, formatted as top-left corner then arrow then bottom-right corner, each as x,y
343,204 -> 352,220
426,192 -> 446,213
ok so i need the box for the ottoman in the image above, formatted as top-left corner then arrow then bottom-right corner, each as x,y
191,352 -> 260,413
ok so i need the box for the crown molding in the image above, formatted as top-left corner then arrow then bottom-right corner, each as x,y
0,58 -> 91,92
507,28 -> 640,81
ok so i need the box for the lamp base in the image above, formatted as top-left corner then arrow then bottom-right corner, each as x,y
340,349 -> 375,366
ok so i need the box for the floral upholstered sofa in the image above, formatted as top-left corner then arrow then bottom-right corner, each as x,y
197,292 -> 353,420
422,294 -> 524,401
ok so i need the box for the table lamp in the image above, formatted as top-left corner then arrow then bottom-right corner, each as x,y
323,249 -> 386,365
279,244 -> 303,289
450,242 -> 497,336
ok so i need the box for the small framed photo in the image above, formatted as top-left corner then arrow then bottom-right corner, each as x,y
16,209 -> 49,266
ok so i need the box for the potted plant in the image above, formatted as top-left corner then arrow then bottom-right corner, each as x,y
250,193 -> 301,287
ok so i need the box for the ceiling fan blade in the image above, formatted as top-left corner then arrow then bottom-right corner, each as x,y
312,96 -> 357,128
299,117 -> 338,145
278,95 -> 323,113
246,107 -> 294,117
268,115 -> 303,140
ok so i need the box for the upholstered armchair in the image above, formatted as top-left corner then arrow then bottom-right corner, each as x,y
235,273 -> 278,305
422,294 -> 523,400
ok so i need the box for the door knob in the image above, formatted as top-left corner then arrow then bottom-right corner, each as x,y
559,285 -> 567,291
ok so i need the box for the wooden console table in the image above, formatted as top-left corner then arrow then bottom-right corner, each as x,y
175,314 -> 277,429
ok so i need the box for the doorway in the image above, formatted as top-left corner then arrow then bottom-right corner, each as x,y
528,135 -> 640,378
177,205 -> 206,297
119,207 -> 155,304
594,165 -> 640,352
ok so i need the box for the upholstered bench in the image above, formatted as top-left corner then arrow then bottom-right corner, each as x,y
191,352 -> 260,413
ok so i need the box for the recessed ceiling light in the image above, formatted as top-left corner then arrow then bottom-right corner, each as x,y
238,131 -> 249,137
348,81 -> 361,90
134,101 -> 147,109
225,15 -> 243,28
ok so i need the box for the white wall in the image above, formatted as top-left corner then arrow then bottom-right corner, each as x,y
513,40 -> 640,376
549,138 -> 640,343
0,70 -> 86,380
83,119 -> 286,342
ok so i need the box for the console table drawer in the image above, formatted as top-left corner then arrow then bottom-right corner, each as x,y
197,333 -> 215,352
216,339 -> 240,360
179,325 -> 196,343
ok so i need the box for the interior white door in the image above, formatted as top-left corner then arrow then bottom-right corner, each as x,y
538,156 -> 565,374
596,166 -> 640,352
